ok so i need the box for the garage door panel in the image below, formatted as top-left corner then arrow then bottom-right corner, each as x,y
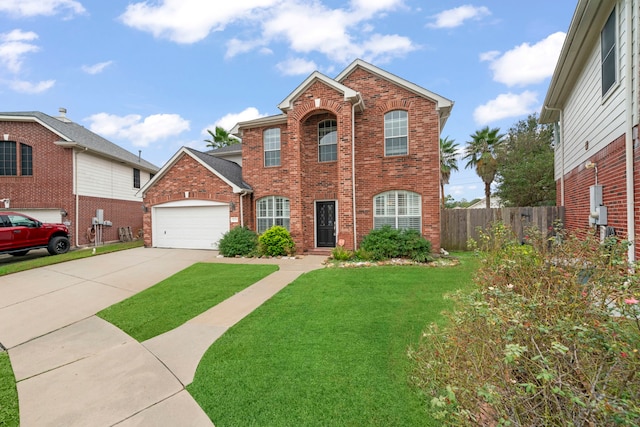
153,205 -> 228,250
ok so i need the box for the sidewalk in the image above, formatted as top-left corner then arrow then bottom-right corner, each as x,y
1,248 -> 325,426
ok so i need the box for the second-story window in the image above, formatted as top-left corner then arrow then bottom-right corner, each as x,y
264,128 -> 281,167
384,110 -> 408,156
318,119 -> 337,162
0,141 -> 17,176
133,168 -> 141,189
601,7 -> 617,96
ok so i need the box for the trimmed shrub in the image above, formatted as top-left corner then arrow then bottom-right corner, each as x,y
331,245 -> 354,261
360,226 -> 432,262
218,226 -> 258,257
410,222 -> 640,426
258,226 -> 296,257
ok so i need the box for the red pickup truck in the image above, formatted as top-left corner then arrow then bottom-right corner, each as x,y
0,212 -> 71,256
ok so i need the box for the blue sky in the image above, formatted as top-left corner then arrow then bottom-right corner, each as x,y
0,0 -> 577,202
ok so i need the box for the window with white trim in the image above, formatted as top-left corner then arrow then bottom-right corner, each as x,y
264,128 -> 281,167
318,119 -> 337,162
601,8 -> 616,96
373,190 -> 421,231
257,196 -> 290,233
384,110 -> 408,156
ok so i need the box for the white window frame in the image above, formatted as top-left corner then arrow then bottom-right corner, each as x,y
264,128 -> 281,167
373,190 -> 421,231
601,7 -> 617,97
257,196 -> 290,233
318,119 -> 337,162
384,110 -> 408,156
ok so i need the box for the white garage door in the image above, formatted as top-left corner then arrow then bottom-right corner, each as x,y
153,201 -> 229,250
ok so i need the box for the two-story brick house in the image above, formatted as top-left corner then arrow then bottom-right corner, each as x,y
0,109 -> 159,246
141,59 -> 453,253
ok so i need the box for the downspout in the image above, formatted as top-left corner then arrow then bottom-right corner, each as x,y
239,191 -> 246,227
351,93 -> 364,250
624,0 -> 635,263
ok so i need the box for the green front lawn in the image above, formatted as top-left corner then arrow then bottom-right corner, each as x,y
98,263 -> 278,341
188,254 -> 478,426
0,352 -> 19,427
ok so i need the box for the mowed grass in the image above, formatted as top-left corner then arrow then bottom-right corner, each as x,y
187,253 -> 479,426
0,352 -> 19,427
98,263 -> 278,341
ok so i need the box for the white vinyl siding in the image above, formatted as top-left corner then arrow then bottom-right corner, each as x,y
76,152 -> 153,201
555,1 -> 636,180
373,190 -> 421,231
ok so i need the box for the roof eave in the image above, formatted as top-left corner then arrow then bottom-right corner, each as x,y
54,140 -> 159,172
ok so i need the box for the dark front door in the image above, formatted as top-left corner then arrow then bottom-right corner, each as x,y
316,201 -> 336,247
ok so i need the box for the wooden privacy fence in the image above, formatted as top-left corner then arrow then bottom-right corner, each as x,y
440,206 -> 565,251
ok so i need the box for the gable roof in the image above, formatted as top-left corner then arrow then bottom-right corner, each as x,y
336,59 -> 454,129
140,147 -> 252,196
540,0 -> 615,123
0,111 -> 159,171
277,71 -> 362,112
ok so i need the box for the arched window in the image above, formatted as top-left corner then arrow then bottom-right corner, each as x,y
264,128 -> 281,167
373,190 -> 421,231
257,196 -> 290,233
384,110 -> 408,156
318,119 -> 337,162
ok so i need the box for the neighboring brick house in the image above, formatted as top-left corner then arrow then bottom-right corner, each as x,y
0,109 -> 159,246
141,59 -> 453,253
540,0 -> 639,262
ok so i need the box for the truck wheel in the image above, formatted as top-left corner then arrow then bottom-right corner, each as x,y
48,236 -> 71,255
10,250 -> 29,256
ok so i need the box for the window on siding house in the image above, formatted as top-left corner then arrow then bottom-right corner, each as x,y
384,110 -> 408,156
264,128 -> 281,167
318,119 -> 337,162
20,144 -> 32,176
256,196 -> 290,234
0,141 -> 17,176
601,8 -> 616,96
133,168 -> 141,189
373,190 -> 421,231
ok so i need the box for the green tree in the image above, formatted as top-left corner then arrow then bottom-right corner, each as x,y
204,126 -> 239,149
463,126 -> 504,209
495,114 -> 556,206
440,136 -> 459,209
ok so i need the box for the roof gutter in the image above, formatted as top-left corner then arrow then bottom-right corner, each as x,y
54,140 -> 157,172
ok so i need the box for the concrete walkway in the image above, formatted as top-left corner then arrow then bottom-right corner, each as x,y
0,247 -> 325,426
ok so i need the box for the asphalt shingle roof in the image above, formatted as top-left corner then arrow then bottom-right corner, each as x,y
184,147 -> 251,191
0,111 -> 159,171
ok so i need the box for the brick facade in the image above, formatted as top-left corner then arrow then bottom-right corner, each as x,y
241,65 -> 443,252
559,132 -> 640,260
142,154 -> 242,247
0,117 -> 151,247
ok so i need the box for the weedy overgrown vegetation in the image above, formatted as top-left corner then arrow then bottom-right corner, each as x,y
410,223 -> 640,426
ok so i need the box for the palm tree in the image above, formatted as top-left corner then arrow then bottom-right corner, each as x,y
204,126 -> 239,149
463,126 -> 504,209
440,136 -> 459,209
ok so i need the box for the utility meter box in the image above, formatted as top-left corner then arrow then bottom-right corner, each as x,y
589,185 -> 603,226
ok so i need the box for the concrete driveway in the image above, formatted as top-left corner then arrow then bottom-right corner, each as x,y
0,247 -> 325,426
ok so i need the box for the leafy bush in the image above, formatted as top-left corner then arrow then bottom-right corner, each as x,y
410,222 -> 640,426
218,226 -> 258,257
331,245 -> 354,261
360,226 -> 432,262
258,226 -> 296,257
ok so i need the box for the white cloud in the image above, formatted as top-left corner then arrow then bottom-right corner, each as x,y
81,60 -> 113,75
483,32 -> 566,86
428,5 -> 490,29
120,0 -> 280,44
0,0 -> 85,17
0,29 -> 40,73
120,0 -> 416,67
85,112 -> 190,147
9,79 -> 55,93
202,107 -> 268,135
276,58 -> 317,76
473,91 -> 539,125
